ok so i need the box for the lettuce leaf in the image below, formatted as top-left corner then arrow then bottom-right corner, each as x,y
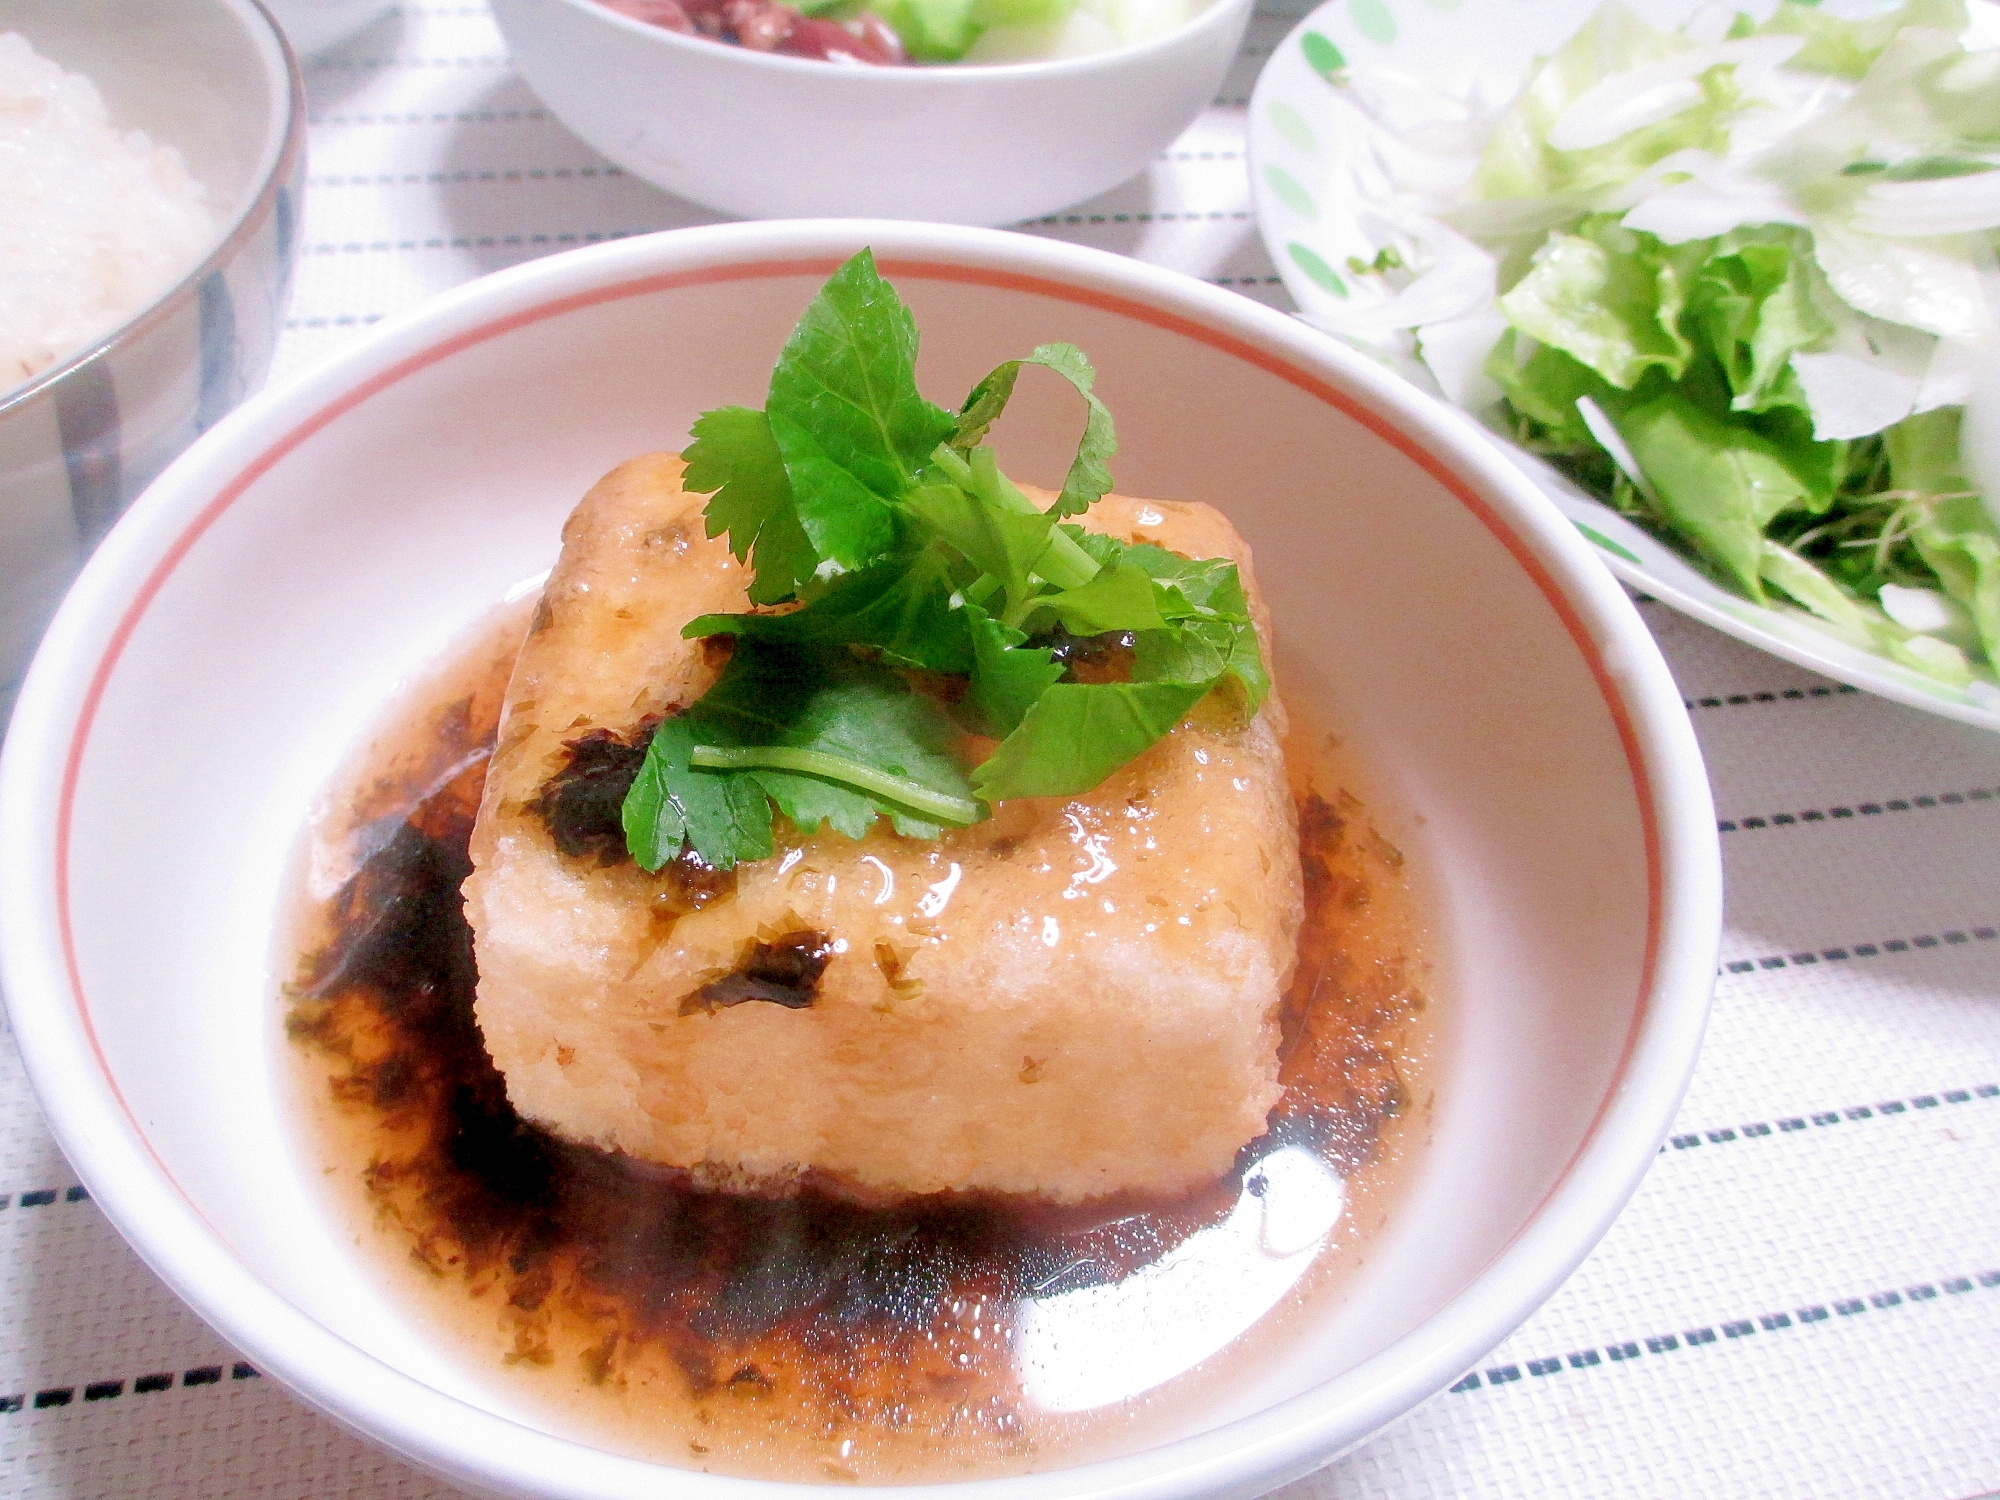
1684,227 -> 1833,415
1757,540 -> 1974,685
1466,1 -> 1804,253
1034,560 -> 1165,636
1886,408 -> 2000,665
870,0 -> 981,58
1485,328 -> 1628,448
1373,0 -> 2000,685
1619,392 -> 1826,596
1754,0 -> 1964,79
1499,218 -> 1698,389
1907,491 -> 2000,668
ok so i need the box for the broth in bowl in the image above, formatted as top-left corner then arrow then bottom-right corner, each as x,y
283,594 -> 1436,1482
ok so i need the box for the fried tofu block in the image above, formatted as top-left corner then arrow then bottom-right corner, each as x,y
463,454 -> 1301,1203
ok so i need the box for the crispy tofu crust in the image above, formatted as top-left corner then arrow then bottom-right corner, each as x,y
463,454 -> 1301,1203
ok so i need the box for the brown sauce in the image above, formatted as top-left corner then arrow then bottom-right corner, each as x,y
283,602 -> 1435,1483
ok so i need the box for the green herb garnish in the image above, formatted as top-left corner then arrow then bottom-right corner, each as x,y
619,250 -> 1269,872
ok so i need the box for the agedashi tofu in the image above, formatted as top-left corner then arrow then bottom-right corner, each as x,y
463,453 -> 1301,1203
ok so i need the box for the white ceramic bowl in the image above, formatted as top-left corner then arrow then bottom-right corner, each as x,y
0,221 -> 1719,1500
1246,0 -> 2000,734
489,0 -> 1253,223
0,0 -> 303,696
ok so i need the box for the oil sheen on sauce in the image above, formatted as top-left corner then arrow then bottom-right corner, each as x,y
284,600 -> 1436,1484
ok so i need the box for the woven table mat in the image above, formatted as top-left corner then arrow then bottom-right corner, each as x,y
0,4 -> 1995,1495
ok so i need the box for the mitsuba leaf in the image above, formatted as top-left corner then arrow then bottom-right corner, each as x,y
697,642 -> 969,783
621,640 -> 977,869
1132,625 -> 1228,685
622,716 -> 775,873
1034,561 -> 1166,636
749,769 -> 884,843
770,249 -> 958,491
1134,619 -> 1271,714
952,356 -> 1026,450
1059,527 -> 1131,588
902,480 -> 1056,603
1115,542 -> 1254,620
1048,530 -> 1268,708
682,406 -> 819,605
764,249 -> 957,569
822,546 -> 976,672
953,343 -> 1119,518
963,603 -> 1063,736
1056,531 -> 1251,618
749,763 -> 948,844
972,681 -> 1209,802
1222,621 -> 1272,711
687,548 -> 975,674
641,252 -> 1276,865
767,413 -> 903,571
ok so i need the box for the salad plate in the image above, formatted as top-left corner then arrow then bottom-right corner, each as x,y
1248,0 -> 2000,733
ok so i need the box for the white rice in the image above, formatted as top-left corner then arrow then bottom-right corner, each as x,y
0,33 -> 217,392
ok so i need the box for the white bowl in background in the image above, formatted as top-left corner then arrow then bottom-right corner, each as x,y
0,0 -> 303,696
0,221 -> 1719,1499
489,0 -> 1253,223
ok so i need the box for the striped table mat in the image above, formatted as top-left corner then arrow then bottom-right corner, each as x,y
0,4 -> 1994,1495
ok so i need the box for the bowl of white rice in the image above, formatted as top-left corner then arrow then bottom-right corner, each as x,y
0,0 -> 302,701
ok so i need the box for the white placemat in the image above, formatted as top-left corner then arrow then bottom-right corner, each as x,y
1,4 -> 1996,1495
